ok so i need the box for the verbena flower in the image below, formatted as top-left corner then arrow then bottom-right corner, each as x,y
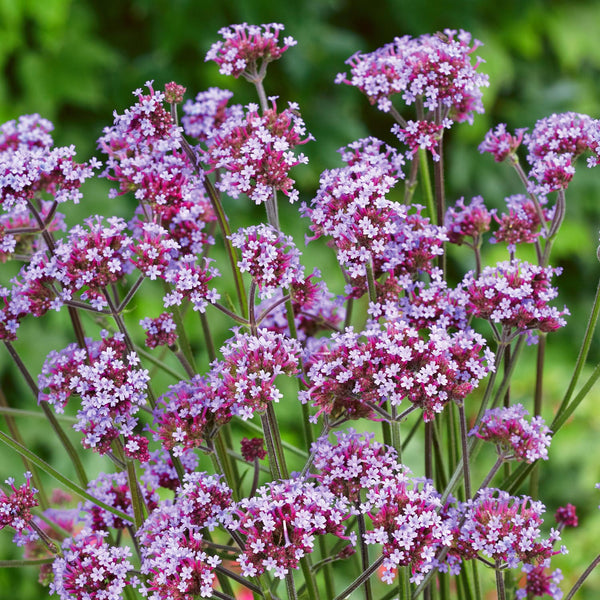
479,123 -> 527,162
205,23 -> 297,80
211,329 -> 302,420
0,113 -> 54,152
392,119 -> 449,161
230,223 -> 304,299
363,471 -> 452,584
555,504 -> 578,529
203,98 -> 311,205
311,429 -> 404,502
524,112 -> 600,195
470,404 -> 552,463
50,529 -> 134,600
140,448 -> 199,492
0,472 -> 38,536
140,311 -> 178,349
137,473 -> 231,599
38,331 -> 150,457
516,559 -> 564,600
302,316 -> 493,422
151,374 -> 232,456
490,194 -> 550,250
182,87 -> 238,142
444,195 -> 491,246
336,29 -> 488,123
225,478 -> 350,579
461,260 -> 569,337
162,255 -> 221,313
240,437 -> 267,462
455,488 -> 562,569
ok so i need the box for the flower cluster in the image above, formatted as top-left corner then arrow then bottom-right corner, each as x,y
140,311 -> 178,349
490,194 -> 549,250
136,473 -> 230,599
479,123 -> 527,162
205,23 -> 297,79
0,114 -> 98,212
364,471 -> 452,584
202,98 -> 311,204
230,223 -> 304,299
470,404 -> 552,463
50,529 -> 134,600
392,119 -> 448,161
461,260 -> 568,338
444,195 -> 491,246
0,472 -> 38,536
336,29 -> 489,123
182,87 -> 238,142
302,315 -> 494,422
211,329 -> 302,420
524,112 -> 600,195
151,374 -> 231,456
226,478 -> 350,579
38,332 -> 150,457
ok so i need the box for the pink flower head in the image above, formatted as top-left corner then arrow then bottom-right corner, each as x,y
152,374 -> 232,456
457,489 -> 560,569
491,194 -> 550,249
203,98 -> 311,205
240,437 -> 267,462
205,23 -> 297,80
336,29 -> 488,123
470,404 -> 552,463
140,311 -> 178,349
364,471 -> 452,584
83,471 -> 159,531
445,195 -> 491,245
462,260 -> 569,337
555,504 -> 578,529
0,113 -> 54,152
164,81 -> 186,104
140,448 -> 199,492
162,255 -> 221,313
50,529 -> 134,600
525,112 -> 600,194
392,119 -> 447,161
311,429 -> 403,502
0,472 -> 38,535
182,87 -> 238,143
228,478 -> 350,579
130,221 -> 180,280
516,560 -> 564,600
230,223 -> 304,299
479,123 -> 527,162
211,329 -> 301,420
38,332 -> 150,457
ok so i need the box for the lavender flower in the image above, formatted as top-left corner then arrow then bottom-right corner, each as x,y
50,529 -> 134,600
0,472 -> 38,536
479,123 -> 527,162
205,23 -> 297,80
470,404 -> 552,462
230,223 -> 304,299
444,195 -> 491,246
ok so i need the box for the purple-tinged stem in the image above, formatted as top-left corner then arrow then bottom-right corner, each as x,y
564,552 -> 600,600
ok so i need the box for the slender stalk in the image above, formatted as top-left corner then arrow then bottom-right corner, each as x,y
418,148 -> 436,225
457,403 -> 471,499
357,511 -> 374,600
495,562 -> 506,600
332,556 -> 384,600
563,551 -> 600,600
3,342 -> 89,487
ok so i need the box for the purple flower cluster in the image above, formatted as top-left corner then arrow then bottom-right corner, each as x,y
0,472 -> 38,536
445,195 -> 491,246
392,119 -> 448,161
462,260 -> 568,337
470,404 -> 552,463
479,123 -> 527,163
38,331 -> 150,458
205,23 -> 297,79
302,315 -> 494,422
140,311 -> 178,349
524,112 -> 600,195
0,114 -> 98,212
226,478 -> 350,579
203,98 -> 311,204
50,529 -> 134,600
182,87 -> 238,142
136,472 -> 231,599
230,223 -> 304,299
336,29 -> 489,124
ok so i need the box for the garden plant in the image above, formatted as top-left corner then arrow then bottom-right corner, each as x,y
1,21 -> 600,600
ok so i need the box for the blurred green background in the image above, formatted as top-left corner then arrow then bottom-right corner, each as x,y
1,0 -> 600,597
